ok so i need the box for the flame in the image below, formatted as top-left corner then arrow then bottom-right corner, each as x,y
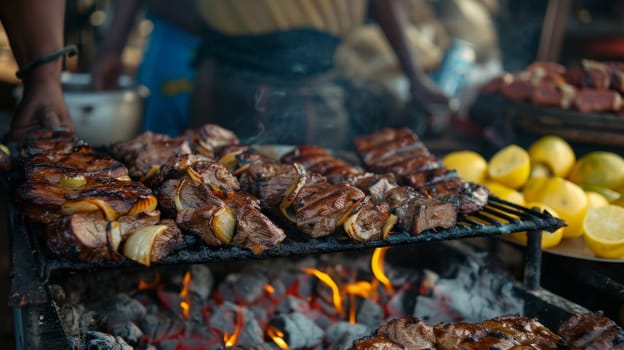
349,294 -> 357,324
343,280 -> 376,324
179,271 -> 191,319
224,308 -> 245,347
264,284 -> 275,294
137,272 -> 160,290
267,326 -> 289,349
371,247 -> 394,293
423,189 -> 433,199
302,268 -> 344,316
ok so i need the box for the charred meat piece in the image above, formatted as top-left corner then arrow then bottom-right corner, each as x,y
353,128 -> 422,167
349,173 -> 399,203
20,129 -> 79,156
121,218 -> 185,266
573,88 -> 623,113
281,145 -> 364,183
46,210 -> 161,263
157,178 -> 226,218
434,322 -> 519,350
415,178 -> 489,214
500,76 -> 535,101
480,316 -> 566,349
403,168 -> 458,189
558,312 -> 624,350
19,176 -> 157,224
384,186 -> 457,234
344,198 -> 392,242
375,316 -> 436,350
226,192 -> 286,253
349,335 -> 406,350
293,182 -> 366,238
183,123 -> 239,158
26,151 -> 129,181
112,131 -> 192,179
149,153 -> 240,196
176,205 -> 233,247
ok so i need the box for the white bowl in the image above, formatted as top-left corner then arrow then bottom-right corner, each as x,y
61,72 -> 149,146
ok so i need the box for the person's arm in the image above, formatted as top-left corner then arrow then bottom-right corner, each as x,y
370,0 -> 448,106
0,0 -> 74,145
92,0 -> 145,90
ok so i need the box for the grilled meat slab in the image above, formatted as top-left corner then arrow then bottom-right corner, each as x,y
376,317 -> 436,350
354,128 -> 489,214
25,150 -> 128,180
558,312 -> 624,350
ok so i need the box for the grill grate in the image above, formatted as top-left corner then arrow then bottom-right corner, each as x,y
13,195 -> 564,278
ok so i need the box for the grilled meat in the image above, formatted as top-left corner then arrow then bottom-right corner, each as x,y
350,316 -> 566,350
558,312 -> 624,350
46,210 -> 161,263
19,175 -> 157,224
384,186 -> 457,233
176,206 -> 232,247
183,123 -> 240,158
281,145 -> 363,183
226,192 -> 287,253
157,178 -> 226,218
142,219 -> 184,263
20,129 -> 80,156
350,335 -> 406,349
26,150 -> 129,181
112,131 -> 193,179
376,317 -> 436,350
354,128 -> 489,214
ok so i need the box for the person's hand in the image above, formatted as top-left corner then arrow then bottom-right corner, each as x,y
409,74 -> 450,107
92,53 -> 124,90
5,77 -> 74,145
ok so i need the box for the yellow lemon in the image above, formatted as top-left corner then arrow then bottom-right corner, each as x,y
586,191 -> 609,208
0,144 -> 9,156
567,151 -> 624,190
530,163 -> 552,179
488,144 -> 530,189
527,135 -> 576,178
582,205 -> 624,259
442,150 -> 488,184
523,177 -> 588,238
582,185 -> 621,203
484,181 -> 525,206
508,202 -> 564,249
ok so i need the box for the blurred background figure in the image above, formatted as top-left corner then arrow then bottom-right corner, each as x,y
92,0 -> 201,136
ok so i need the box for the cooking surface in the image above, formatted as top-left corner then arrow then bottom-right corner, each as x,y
12,195 -> 564,277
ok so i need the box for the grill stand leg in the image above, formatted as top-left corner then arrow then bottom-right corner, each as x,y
523,229 -> 543,290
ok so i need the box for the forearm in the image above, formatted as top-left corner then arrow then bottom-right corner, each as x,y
370,0 -> 425,86
0,0 -> 66,84
98,0 -> 146,55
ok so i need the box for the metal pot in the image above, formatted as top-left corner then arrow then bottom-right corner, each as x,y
61,72 -> 149,146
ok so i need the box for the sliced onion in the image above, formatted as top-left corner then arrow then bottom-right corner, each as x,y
231,164 -> 251,176
123,225 -> 169,266
211,207 -> 236,244
382,214 -> 398,240
174,177 -> 190,212
127,195 -> 158,216
343,210 -> 363,241
106,220 -> 122,253
279,163 -> 307,223
59,174 -> 86,189
61,198 -> 119,220
336,199 -> 364,227
186,167 -> 203,184
218,149 -> 244,170
140,165 -> 161,183
0,144 -> 10,156
115,175 -> 132,182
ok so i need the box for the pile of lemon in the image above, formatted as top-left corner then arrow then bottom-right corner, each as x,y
442,136 -> 624,259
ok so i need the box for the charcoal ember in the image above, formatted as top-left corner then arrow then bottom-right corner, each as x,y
276,295 -> 311,314
325,321 -> 370,350
230,344 -> 276,350
209,302 -> 264,347
57,304 -> 97,337
269,312 -> 324,349
413,296 -> 460,324
218,271 -> 269,304
92,294 -> 146,327
189,264 -> 214,299
386,288 -> 418,319
110,321 -> 143,346
356,299 -> 384,329
139,312 -> 185,344
80,331 -> 132,350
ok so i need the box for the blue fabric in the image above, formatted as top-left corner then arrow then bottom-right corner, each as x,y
137,17 -> 199,136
